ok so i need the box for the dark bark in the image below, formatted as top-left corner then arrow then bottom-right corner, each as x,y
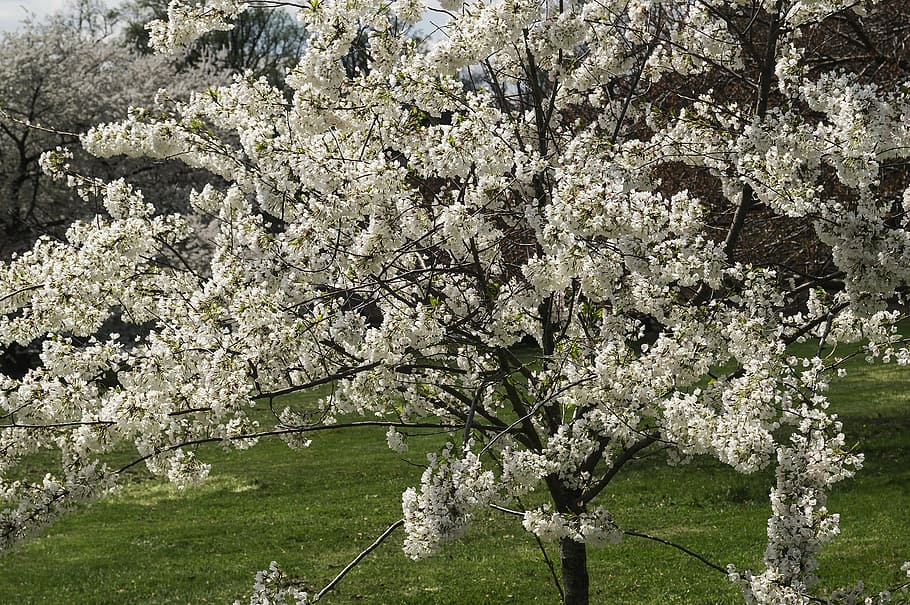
560,538 -> 589,605
723,0 -> 784,261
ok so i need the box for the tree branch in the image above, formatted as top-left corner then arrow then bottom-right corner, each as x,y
314,519 -> 405,602
116,421 -> 474,474
623,530 -> 727,575
582,433 -> 659,503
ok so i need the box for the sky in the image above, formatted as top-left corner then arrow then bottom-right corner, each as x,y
0,0 -> 69,32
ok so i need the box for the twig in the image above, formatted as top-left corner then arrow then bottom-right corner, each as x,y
2,420 -> 115,429
490,503 -> 524,516
314,519 -> 405,601
116,421 -> 469,473
0,283 -> 44,304
489,502 -> 564,600
623,530 -> 727,575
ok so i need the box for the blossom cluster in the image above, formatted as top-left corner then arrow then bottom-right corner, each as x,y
522,506 -> 622,546
147,0 -> 248,53
233,561 -> 309,605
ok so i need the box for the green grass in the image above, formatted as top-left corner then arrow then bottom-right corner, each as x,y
0,351 -> 908,604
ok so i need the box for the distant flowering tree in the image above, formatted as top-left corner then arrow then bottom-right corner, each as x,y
0,6 -> 222,256
2,0 -> 910,604
121,0 -> 309,87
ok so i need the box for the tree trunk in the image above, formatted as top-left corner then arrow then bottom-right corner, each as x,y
560,537 -> 589,605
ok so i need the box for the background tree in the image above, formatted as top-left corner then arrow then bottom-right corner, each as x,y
122,0 -> 308,87
0,4 -> 223,257
1,1 -> 910,605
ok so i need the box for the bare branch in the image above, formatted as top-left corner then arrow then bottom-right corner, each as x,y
314,519 -> 405,602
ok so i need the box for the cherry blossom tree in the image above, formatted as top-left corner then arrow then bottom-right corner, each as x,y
2,1 -> 910,604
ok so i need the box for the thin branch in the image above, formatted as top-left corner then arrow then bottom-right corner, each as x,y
253,361 -> 381,399
0,283 -> 44,304
0,108 -> 81,138
783,302 -> 849,347
314,519 -> 405,602
723,0 -> 785,259
2,420 -> 115,429
489,503 -> 563,601
462,383 -> 486,448
490,503 -> 524,516
582,433 -> 659,502
532,533 -> 564,602
116,421 -> 469,473
623,530 -> 727,575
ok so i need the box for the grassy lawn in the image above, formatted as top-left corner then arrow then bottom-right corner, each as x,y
0,348 -> 908,604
